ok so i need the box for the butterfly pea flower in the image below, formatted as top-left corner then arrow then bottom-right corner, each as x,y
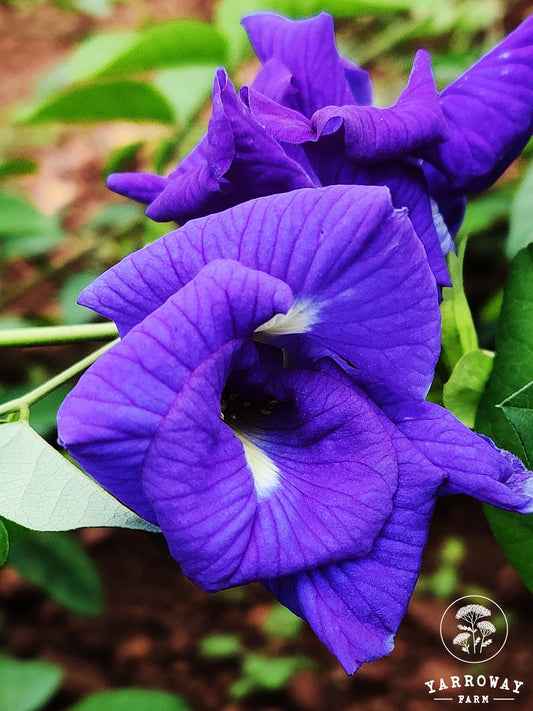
57,185 -> 533,673
107,12 -> 533,286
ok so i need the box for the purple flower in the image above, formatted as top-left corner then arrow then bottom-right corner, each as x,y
107,12 -> 533,286
57,186 -> 533,673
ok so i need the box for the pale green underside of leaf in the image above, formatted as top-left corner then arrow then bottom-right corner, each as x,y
475,244 -> 533,593
0,422 -> 159,533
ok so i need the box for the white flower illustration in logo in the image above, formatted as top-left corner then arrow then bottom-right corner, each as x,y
454,603 -> 495,656
440,596 -> 508,663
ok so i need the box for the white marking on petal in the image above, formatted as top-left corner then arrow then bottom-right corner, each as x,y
254,299 -> 319,339
430,197 -> 454,255
233,430 -> 280,500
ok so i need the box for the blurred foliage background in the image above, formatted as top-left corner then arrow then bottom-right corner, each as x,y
1,1 -> 533,710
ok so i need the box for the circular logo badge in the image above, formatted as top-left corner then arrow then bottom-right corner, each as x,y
440,595 -> 508,663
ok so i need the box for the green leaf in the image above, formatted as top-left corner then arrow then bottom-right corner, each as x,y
476,245 -> 533,456
68,33 -> 136,82
21,81 -> 175,124
230,653 -> 314,698
0,316 -> 29,330
426,566 -> 458,598
154,64 -> 217,125
507,160 -> 533,259
440,237 -> 478,373
443,349 -> 494,428
60,271 -> 101,325
199,633 -> 243,658
0,421 -> 159,532
416,537 -> 465,598
0,655 -> 62,711
64,21 -> 226,84
0,519 -> 8,567
479,288 -> 504,327
350,16 -> 433,66
262,603 -> 304,640
97,21 -> 227,76
67,688 -> 192,711
87,203 -> 142,233
152,137 -> 179,175
500,381 -> 533,469
475,244 -> 533,592
451,0 -> 502,33
1,373 -> 72,438
0,192 -> 64,259
431,48 -> 486,88
0,158 -> 38,180
461,189 -> 512,237
29,384 -> 73,437
441,537 -> 466,566
104,141 -> 144,177
4,520 -> 102,616
479,505 -> 533,595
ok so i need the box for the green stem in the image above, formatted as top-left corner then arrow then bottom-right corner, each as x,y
0,322 -> 118,348
0,340 -> 118,419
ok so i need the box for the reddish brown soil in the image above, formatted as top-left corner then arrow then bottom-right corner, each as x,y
0,1 -> 215,106
1,496 -> 532,711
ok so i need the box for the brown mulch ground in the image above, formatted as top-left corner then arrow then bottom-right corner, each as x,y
1,496 -> 532,711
